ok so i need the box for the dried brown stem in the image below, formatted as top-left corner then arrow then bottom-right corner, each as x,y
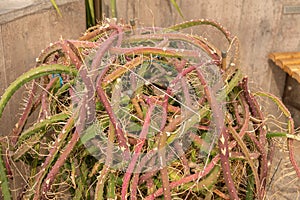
228,124 -> 262,199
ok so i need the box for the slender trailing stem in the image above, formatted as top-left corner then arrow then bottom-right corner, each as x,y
11,82 -> 37,144
121,104 -> 154,200
0,64 -> 77,119
40,77 -> 59,119
40,131 -> 79,199
144,155 -> 220,199
166,19 -> 233,43
181,165 -> 220,192
111,46 -> 200,58
96,74 -> 130,159
218,128 -> 240,200
255,91 -> 300,178
95,165 -> 109,200
240,77 -> 268,190
16,112 -> 69,146
123,33 -> 221,60
102,56 -> 147,87
32,116 -> 73,199
228,124 -> 262,199
95,122 -> 115,200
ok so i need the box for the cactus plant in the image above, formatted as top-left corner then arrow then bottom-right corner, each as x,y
0,18 -> 299,200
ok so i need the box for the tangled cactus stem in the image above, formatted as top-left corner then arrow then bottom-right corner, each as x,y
2,18 -> 298,200
31,116 -> 73,199
11,82 -> 37,144
218,128 -> 240,200
166,19 -> 233,43
240,77 -> 268,192
121,105 -> 154,200
255,91 -> 300,179
0,64 -> 77,119
40,131 -> 79,199
144,155 -> 221,199
228,125 -> 262,199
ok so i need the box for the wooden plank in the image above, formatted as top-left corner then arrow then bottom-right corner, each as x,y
285,64 -> 300,76
269,52 -> 300,62
291,70 -> 300,83
268,52 -> 300,84
275,58 -> 300,70
283,64 -> 300,83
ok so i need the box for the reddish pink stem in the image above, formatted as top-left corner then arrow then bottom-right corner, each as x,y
144,155 -> 220,199
40,131 -> 79,199
121,104 -> 155,200
11,82 -> 37,144
240,77 -> 268,195
287,117 -> 300,178
218,128 -> 240,200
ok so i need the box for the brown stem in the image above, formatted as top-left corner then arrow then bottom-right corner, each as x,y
110,46 -> 200,58
138,170 -> 159,185
167,18 -> 233,43
131,97 -> 144,120
240,76 -> 266,145
128,33 -> 221,61
232,98 -> 243,128
227,94 -> 250,150
157,129 -> 171,199
129,173 -> 140,200
79,21 -> 130,41
91,33 -> 120,72
195,65 -> 224,169
102,56 -> 147,87
95,123 -> 115,199
61,40 -> 83,69
228,124 -> 262,199
254,91 -> 300,179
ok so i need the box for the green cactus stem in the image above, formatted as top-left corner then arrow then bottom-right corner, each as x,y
0,64 -> 77,119
0,144 -> 11,200
166,19 -> 233,43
